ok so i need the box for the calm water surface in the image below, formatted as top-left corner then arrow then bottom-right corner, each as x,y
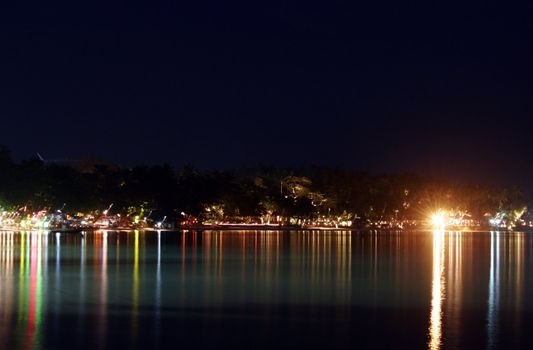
0,230 -> 531,349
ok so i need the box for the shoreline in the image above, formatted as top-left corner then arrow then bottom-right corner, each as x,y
1,225 -> 531,233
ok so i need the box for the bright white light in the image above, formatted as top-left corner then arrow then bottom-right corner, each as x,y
431,212 -> 446,228
489,218 -> 501,226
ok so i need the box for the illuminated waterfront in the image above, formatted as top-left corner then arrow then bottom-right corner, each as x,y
0,230 -> 531,349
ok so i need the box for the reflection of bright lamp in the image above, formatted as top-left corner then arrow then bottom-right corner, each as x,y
431,212 -> 446,228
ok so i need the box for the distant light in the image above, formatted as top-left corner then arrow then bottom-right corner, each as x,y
431,212 -> 446,228
489,218 -> 501,226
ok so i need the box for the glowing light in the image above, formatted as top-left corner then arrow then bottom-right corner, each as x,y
428,230 -> 445,350
487,231 -> 500,348
132,230 -> 139,342
431,212 -> 447,228
489,218 -> 501,226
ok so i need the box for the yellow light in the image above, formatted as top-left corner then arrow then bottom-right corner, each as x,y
431,212 -> 446,228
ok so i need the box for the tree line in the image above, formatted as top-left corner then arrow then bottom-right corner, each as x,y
0,146 -> 528,225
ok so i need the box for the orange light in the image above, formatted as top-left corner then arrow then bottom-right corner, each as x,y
431,212 -> 446,228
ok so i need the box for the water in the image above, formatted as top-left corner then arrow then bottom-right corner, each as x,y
0,230 -> 531,350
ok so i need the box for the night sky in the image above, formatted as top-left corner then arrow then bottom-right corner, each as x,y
1,2 -> 532,188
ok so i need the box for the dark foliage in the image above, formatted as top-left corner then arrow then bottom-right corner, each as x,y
0,147 -> 528,222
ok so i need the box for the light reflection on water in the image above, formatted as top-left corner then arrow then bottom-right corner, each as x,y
487,231 -> 500,350
428,230 -> 445,350
0,230 -> 531,349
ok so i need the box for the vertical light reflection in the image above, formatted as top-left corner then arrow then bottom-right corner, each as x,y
216,231 -> 223,304
203,231 -> 211,305
0,232 -> 14,348
97,231 -> 108,347
18,231 -> 46,350
335,231 -> 352,309
54,233 -> 61,334
15,232 -> 28,348
275,231 -> 280,299
373,230 -> 378,303
78,231 -> 86,337
513,233 -> 524,335
428,230 -> 445,350
156,231 -> 161,309
18,232 -> 26,326
445,231 -> 463,348
25,233 -> 36,349
265,231 -> 272,292
487,231 -> 500,349
155,230 -> 162,347
132,230 -> 140,346
240,230 -> 247,303
181,231 -> 187,307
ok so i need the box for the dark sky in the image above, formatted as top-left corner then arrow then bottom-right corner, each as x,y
1,1 -> 532,188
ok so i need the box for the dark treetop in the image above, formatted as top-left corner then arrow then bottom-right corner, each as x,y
0,147 -> 529,225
